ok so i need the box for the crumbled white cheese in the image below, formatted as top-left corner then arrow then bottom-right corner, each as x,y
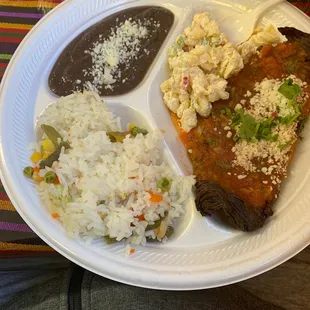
232,123 -> 297,175
247,75 -> 305,121
237,175 -> 247,180
231,76 -> 306,180
83,18 -> 157,91
235,103 -> 242,110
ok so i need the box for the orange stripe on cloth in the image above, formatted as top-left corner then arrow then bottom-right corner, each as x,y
0,36 -> 23,43
0,1 -> 60,9
0,242 -> 54,251
0,27 -> 29,34
0,23 -> 33,30
0,250 -> 55,255
0,201 -> 15,211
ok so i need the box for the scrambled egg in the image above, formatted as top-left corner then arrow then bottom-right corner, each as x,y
160,13 -> 286,132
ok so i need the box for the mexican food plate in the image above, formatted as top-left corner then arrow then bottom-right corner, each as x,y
0,0 -> 310,290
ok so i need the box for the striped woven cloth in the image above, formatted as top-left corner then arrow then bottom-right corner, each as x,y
0,0 -> 309,256
0,0 -> 63,255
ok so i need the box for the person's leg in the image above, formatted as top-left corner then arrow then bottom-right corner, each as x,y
81,272 -> 283,310
239,246 -> 310,310
1,260 -> 282,310
0,254 -> 71,309
3,247 -> 309,310
0,254 -> 70,272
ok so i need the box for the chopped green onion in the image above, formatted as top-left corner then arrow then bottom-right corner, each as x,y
278,111 -> 301,126
219,107 -> 233,117
279,138 -> 295,152
279,142 -> 290,152
225,107 -> 233,117
233,135 -> 240,142
287,112 -> 301,125
232,108 -> 281,142
231,111 -> 242,128
270,134 -> 279,142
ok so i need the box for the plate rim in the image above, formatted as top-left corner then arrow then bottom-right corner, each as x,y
0,0 -> 310,290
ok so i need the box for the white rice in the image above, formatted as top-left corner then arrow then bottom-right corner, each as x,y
35,92 -> 195,246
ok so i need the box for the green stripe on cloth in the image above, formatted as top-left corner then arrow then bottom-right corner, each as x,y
0,6 -> 53,15
0,186 -> 8,193
0,53 -> 12,60
0,31 -> 25,37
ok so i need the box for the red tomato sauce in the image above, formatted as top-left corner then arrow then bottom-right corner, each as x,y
172,42 -> 310,208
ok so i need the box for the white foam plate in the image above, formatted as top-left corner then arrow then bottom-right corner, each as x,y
0,0 -> 310,290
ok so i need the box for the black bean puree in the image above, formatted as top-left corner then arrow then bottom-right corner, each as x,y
48,6 -> 174,96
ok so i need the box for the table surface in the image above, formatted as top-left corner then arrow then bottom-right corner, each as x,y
0,1 -> 310,308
